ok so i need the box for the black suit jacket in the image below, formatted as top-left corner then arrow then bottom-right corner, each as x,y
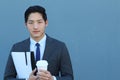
4,35 -> 74,80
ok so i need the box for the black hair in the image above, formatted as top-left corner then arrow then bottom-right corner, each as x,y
24,5 -> 47,23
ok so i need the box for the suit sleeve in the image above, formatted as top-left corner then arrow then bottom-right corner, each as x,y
4,45 -> 26,80
56,44 -> 74,80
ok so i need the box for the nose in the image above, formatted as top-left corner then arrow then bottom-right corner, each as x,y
33,23 -> 38,29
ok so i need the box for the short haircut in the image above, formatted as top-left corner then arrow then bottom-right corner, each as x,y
24,5 -> 47,23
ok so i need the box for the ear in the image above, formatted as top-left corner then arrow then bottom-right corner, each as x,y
25,22 -> 27,27
45,20 -> 48,27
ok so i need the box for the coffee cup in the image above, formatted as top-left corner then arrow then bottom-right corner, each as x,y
36,60 -> 48,71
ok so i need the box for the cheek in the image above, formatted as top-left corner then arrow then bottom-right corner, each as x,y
42,27 -> 46,32
40,26 -> 46,30
27,27 -> 32,32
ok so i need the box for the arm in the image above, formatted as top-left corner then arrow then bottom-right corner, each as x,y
56,44 -> 74,80
4,53 -> 26,80
4,44 -> 26,80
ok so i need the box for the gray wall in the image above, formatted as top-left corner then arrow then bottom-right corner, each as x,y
0,0 -> 120,80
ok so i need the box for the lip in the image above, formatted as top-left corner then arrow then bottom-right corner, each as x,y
33,31 -> 40,33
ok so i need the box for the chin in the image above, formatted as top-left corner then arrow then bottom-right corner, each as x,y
34,36 -> 40,38
32,34 -> 44,39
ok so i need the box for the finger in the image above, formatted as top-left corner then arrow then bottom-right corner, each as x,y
39,75 -> 49,80
39,69 -> 49,74
39,74 -> 53,80
32,68 -> 37,74
29,68 -> 38,80
30,68 -> 37,76
38,71 -> 52,80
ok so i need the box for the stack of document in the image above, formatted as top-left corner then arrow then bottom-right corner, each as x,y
11,52 -> 32,79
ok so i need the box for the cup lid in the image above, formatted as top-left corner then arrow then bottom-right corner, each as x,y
36,60 -> 48,67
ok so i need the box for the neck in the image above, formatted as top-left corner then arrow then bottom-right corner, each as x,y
32,34 -> 45,42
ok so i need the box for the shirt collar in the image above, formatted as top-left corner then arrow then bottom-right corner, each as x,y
30,34 -> 46,47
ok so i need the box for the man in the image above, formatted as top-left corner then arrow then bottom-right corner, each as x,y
4,5 -> 74,80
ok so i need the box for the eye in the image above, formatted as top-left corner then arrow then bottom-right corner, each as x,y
28,21 -> 33,24
37,22 -> 42,24
28,22 -> 33,24
37,19 -> 44,23
38,21 -> 43,23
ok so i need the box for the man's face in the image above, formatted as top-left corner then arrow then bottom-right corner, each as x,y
26,12 -> 48,41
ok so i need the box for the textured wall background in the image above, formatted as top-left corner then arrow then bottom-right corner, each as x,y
0,0 -> 120,80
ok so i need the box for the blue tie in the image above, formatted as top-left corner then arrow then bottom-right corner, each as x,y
36,43 -> 40,62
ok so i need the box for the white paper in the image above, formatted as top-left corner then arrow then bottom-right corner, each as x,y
11,52 -> 32,79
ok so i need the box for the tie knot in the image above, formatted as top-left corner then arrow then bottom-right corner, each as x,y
36,43 -> 40,47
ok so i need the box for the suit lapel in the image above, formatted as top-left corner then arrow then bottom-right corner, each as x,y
23,38 -> 30,51
43,36 -> 53,60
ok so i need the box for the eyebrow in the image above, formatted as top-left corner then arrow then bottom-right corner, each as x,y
28,19 -> 44,21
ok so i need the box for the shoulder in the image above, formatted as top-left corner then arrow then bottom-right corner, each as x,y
11,38 -> 30,51
46,35 -> 66,46
13,38 -> 30,46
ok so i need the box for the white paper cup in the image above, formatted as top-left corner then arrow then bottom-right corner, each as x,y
36,60 -> 48,71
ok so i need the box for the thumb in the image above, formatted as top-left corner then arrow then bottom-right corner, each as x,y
31,68 -> 37,75
28,68 -> 37,80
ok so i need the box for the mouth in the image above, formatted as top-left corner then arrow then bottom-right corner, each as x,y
33,31 -> 40,34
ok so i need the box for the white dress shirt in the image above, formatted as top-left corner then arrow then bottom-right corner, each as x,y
30,35 -> 46,60
29,34 -> 56,80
